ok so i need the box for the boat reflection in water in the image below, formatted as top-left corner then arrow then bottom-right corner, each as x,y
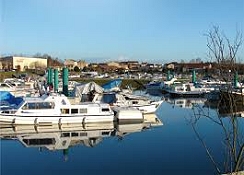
164,97 -> 207,109
0,113 -> 162,161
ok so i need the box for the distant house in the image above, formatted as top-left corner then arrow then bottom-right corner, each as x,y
89,63 -> 99,68
107,61 -> 121,68
164,62 -> 212,73
165,62 -> 177,70
64,59 -> 77,70
77,60 -> 88,70
0,56 -> 47,71
119,61 -> 140,71
180,63 -> 212,72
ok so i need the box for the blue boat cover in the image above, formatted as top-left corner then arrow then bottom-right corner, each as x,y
0,91 -> 23,106
102,79 -> 122,90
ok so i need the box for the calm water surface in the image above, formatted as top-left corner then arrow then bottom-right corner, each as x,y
1,94 -> 243,175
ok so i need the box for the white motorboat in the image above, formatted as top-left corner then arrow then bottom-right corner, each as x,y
198,76 -> 229,86
92,92 -> 163,114
145,81 -> 164,91
145,78 -> 178,94
166,83 -> 215,98
0,93 -> 115,126
73,81 -> 163,114
0,80 -> 36,97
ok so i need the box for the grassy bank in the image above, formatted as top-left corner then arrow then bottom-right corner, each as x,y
0,72 -> 15,81
0,72 -> 149,90
71,78 -> 149,90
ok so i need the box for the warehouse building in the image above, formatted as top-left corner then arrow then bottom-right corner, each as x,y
0,56 -> 47,71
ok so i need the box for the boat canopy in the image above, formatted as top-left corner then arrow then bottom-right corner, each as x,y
102,79 -> 122,92
73,82 -> 104,97
0,91 -> 23,106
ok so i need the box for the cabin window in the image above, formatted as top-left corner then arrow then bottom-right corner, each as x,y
101,94 -> 116,104
42,102 -> 55,109
71,133 -> 79,137
101,108 -> 110,112
0,84 -> 8,87
71,109 -> 78,114
28,103 -> 36,109
132,101 -> 139,104
81,94 -> 92,102
1,111 -> 7,113
102,132 -> 110,136
79,108 -> 87,113
61,108 -> 70,114
176,101 -> 184,104
124,96 -> 130,100
61,133 -> 70,137
23,138 -> 55,145
80,133 -> 87,136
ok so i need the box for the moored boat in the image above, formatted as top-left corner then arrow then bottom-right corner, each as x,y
92,91 -> 163,114
166,83 -> 215,98
145,78 -> 178,94
0,93 -> 115,126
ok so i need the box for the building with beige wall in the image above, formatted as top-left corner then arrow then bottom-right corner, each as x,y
107,61 -> 121,68
64,59 -> 77,70
77,60 -> 88,70
0,56 -> 47,71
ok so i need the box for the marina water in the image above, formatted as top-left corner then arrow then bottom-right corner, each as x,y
1,92 -> 243,175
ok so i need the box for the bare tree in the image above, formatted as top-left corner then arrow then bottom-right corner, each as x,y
188,26 -> 244,174
205,26 -> 242,79
189,104 -> 244,174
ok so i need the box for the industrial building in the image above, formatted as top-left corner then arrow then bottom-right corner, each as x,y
0,56 -> 47,71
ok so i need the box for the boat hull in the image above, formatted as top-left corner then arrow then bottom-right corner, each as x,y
111,100 -> 163,114
134,100 -> 163,114
113,107 -> 143,122
0,114 -> 115,126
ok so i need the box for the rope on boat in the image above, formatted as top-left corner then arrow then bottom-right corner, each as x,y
11,118 -> 16,127
58,118 -> 62,130
82,117 -> 86,128
34,118 -> 38,127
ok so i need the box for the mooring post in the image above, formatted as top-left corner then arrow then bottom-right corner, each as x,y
62,67 -> 69,96
192,69 -> 196,83
54,69 -> 59,92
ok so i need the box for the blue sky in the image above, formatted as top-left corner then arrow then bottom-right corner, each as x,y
1,0 -> 243,63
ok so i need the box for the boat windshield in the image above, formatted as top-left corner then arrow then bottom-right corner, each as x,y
101,94 -> 116,104
22,102 -> 55,110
